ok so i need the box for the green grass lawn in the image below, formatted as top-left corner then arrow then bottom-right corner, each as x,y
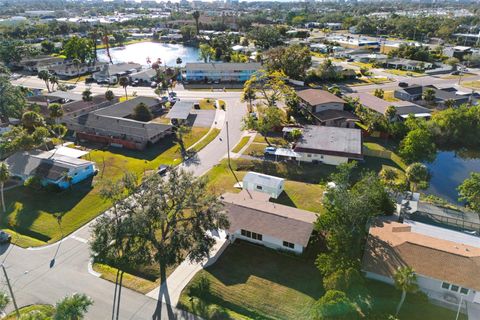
244,142 -> 267,157
178,241 -> 324,320
232,136 -> 251,153
199,98 -> 217,110
383,69 -> 425,77
383,91 -> 399,102
190,129 -> 221,153
5,304 -> 55,319
206,161 -> 325,213
179,241 -> 466,320
2,128 -> 211,247
461,80 -> 480,90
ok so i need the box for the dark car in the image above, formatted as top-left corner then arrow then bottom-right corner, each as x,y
0,231 -> 11,244
193,103 -> 200,109
158,165 -> 170,176
398,82 -> 409,88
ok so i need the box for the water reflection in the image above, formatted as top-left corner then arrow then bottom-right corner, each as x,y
425,151 -> 480,204
97,42 -> 200,67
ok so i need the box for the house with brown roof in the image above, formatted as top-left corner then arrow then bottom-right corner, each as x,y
221,191 -> 317,254
297,89 -> 357,128
297,89 -> 346,114
362,219 -> 480,314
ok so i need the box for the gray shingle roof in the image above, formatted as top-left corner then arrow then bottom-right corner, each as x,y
185,62 -> 261,71
294,125 -> 363,158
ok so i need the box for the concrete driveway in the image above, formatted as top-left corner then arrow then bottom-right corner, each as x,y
188,110 -> 216,128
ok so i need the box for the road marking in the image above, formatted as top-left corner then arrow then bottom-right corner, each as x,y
70,235 -> 88,244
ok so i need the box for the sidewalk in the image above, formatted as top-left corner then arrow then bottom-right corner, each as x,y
146,230 -> 229,306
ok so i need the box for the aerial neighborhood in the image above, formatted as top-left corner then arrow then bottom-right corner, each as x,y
0,0 -> 480,319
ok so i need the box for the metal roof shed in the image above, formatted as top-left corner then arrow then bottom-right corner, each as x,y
165,101 -> 192,120
242,171 -> 285,199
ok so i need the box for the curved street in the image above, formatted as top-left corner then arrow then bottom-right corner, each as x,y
0,80 -> 247,319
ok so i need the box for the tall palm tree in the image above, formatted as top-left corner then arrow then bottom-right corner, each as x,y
394,266 -> 418,316
54,293 -> 93,320
72,58 -> 81,84
38,70 -> 51,92
119,77 -> 129,99
175,124 -> 191,157
0,162 -> 10,213
405,162 -> 429,192
192,11 -> 200,35
103,27 -> 113,64
49,75 -> 59,92
48,103 -> 64,124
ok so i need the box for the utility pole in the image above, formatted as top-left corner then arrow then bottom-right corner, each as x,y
1,264 -> 19,319
226,121 -> 231,169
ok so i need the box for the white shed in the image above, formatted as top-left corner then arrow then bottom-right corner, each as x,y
242,172 -> 285,199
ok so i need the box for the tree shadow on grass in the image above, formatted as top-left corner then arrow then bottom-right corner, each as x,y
3,177 -> 94,242
204,241 -> 324,300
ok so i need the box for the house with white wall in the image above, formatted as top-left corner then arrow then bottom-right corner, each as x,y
362,219 -> 480,316
242,172 -> 284,199
221,191 -> 317,254
293,125 -> 363,166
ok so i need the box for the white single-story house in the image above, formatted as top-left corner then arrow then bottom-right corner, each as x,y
362,219 -> 480,314
5,149 -> 96,189
242,171 -> 284,199
221,191 -> 317,254
185,62 -> 261,83
293,125 -> 363,165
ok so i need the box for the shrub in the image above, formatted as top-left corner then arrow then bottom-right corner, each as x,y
24,176 -> 42,190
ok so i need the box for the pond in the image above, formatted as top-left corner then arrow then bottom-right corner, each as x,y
97,41 -> 200,67
425,151 -> 480,204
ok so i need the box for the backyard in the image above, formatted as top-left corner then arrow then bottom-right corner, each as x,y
1,127 -> 211,248
178,241 -> 465,320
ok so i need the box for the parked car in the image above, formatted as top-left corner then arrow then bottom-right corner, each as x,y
150,81 -> 158,89
450,71 -> 460,75
85,77 -> 95,84
0,231 -> 11,244
169,92 -> 177,97
158,165 -> 170,176
264,147 -> 276,155
131,80 -> 140,87
65,85 -> 76,90
398,82 -> 409,88
193,103 -> 200,109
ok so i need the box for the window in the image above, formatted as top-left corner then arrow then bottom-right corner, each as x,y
240,229 -> 262,241
460,288 -> 469,295
442,282 -> 450,289
256,185 -> 263,190
283,241 -> 294,249
307,154 -> 312,158
450,285 -> 459,292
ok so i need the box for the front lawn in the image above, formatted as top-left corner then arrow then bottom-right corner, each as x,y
2,128 -> 211,247
383,69 -> 425,77
461,80 -> 480,90
178,241 -> 466,320
178,241 -> 324,320
199,98 -> 217,110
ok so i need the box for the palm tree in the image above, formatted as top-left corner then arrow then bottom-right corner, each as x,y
119,76 -> 129,99
176,57 -> 182,66
72,58 -> 81,84
0,292 -> 10,316
444,98 -> 455,109
105,90 -> 115,101
54,293 -> 93,320
405,162 -> 429,192
49,75 -> 59,92
82,89 -> 93,102
394,266 -> 418,316
192,11 -> 200,35
0,162 -> 9,213
48,103 -> 64,124
385,105 -> 397,122
175,124 -> 191,157
422,88 -> 436,104
38,70 -> 51,92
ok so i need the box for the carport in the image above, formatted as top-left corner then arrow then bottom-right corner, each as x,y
165,101 -> 192,122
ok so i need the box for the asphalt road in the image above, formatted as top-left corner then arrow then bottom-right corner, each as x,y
1,79 -> 246,319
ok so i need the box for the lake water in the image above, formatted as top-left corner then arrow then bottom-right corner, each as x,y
97,42 -> 200,67
425,151 -> 480,204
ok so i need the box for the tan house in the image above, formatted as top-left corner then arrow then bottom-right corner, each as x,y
362,219 -> 480,315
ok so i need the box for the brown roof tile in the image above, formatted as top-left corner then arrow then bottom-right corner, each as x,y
362,220 -> 480,290
297,89 -> 345,106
